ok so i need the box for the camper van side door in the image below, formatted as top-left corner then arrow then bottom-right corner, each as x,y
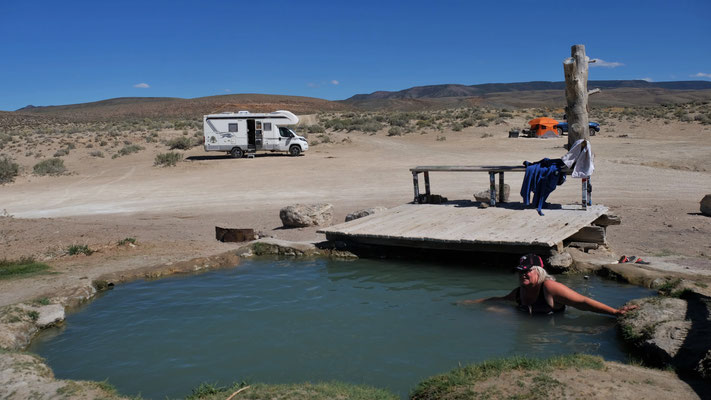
278,127 -> 293,151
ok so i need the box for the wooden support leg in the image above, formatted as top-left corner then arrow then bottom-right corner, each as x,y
499,171 -> 505,203
581,178 -> 588,210
424,171 -> 431,197
412,171 -> 420,203
489,172 -> 496,207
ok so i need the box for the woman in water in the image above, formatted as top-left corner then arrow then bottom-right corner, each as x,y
462,254 -> 638,316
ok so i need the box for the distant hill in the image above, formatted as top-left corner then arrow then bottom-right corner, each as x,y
13,94 -> 348,122
346,80 -> 711,100
7,80 -> 711,122
342,80 -> 711,110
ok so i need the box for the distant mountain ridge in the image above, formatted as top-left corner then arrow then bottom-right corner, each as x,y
8,80 -> 711,120
346,80 -> 711,101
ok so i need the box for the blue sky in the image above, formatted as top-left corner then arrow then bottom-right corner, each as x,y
1,0 -> 709,111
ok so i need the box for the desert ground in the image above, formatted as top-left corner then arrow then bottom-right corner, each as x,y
1,111 -> 710,305
1,107 -> 711,398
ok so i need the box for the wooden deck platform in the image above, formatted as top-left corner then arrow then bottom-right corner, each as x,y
318,203 -> 609,253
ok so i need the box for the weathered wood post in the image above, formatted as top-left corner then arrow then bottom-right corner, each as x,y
563,44 -> 590,149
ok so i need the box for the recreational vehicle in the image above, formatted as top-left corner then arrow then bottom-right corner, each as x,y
203,110 -> 308,158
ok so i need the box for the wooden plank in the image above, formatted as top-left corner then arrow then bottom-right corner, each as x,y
318,203 -> 609,251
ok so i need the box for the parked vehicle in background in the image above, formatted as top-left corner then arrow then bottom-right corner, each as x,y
203,110 -> 308,158
555,121 -> 600,136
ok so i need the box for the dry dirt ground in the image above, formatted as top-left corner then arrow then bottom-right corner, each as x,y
1,115 -> 710,398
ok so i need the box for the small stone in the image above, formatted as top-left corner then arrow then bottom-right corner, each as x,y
474,184 -> 510,203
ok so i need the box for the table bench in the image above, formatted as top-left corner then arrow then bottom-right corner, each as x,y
409,165 -> 591,209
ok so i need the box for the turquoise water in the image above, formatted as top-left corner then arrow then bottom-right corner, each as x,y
29,258 -> 655,399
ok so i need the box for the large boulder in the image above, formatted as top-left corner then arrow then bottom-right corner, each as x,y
345,207 -> 387,222
619,297 -> 690,365
474,184 -> 510,202
279,203 -> 333,228
619,294 -> 711,379
701,194 -> 711,216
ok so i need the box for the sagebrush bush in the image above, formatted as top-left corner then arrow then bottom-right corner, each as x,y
0,155 -> 20,184
53,148 -> 70,157
67,244 -> 93,256
118,144 -> 144,156
89,150 -> 104,158
154,151 -> 183,167
33,158 -> 66,176
167,136 -> 193,150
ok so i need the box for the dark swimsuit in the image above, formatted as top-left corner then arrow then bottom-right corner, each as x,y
515,286 -> 566,315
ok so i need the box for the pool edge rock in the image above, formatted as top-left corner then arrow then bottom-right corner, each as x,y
619,293 -> 711,380
236,238 -> 357,259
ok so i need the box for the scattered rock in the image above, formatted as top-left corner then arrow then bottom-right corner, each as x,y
279,203 -> 333,227
238,238 -> 322,257
345,207 -> 387,222
546,250 -> 573,272
619,297 -> 690,365
619,293 -> 711,380
474,184 -> 510,202
35,304 -> 64,328
701,194 -> 711,216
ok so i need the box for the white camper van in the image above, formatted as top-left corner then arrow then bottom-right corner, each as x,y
203,110 -> 308,158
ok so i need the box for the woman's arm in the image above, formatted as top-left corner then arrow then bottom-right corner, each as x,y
459,288 -> 518,305
543,280 -> 636,315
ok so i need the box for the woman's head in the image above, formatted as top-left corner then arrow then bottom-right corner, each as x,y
515,254 -> 554,286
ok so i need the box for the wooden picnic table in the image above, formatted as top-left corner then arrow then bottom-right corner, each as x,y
409,165 -> 591,209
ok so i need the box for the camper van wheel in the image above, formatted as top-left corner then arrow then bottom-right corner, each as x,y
557,128 -> 564,136
589,127 -> 596,136
230,148 -> 244,158
289,145 -> 301,157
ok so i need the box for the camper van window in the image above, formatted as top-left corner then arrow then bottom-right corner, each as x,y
228,123 -> 238,132
256,121 -> 262,130
263,122 -> 272,131
279,127 -> 291,138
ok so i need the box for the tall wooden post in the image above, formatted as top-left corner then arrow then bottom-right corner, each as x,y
563,44 -> 589,148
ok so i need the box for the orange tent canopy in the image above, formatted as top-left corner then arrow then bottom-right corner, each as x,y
528,117 -> 558,126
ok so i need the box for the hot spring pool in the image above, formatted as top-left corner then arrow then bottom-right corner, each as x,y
28,257 -> 655,398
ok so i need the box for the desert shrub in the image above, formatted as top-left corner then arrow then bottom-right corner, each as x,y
33,158 -> 66,176
436,135 -> 446,141
313,134 -> 331,143
167,136 -> 193,150
306,124 -> 325,133
451,122 -> 463,132
154,151 -> 183,167
53,148 -> 70,157
67,244 -> 93,256
386,113 -> 411,127
118,144 -> 144,156
387,127 -> 402,136
89,150 -> 104,158
118,237 -> 137,246
0,155 -> 20,184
